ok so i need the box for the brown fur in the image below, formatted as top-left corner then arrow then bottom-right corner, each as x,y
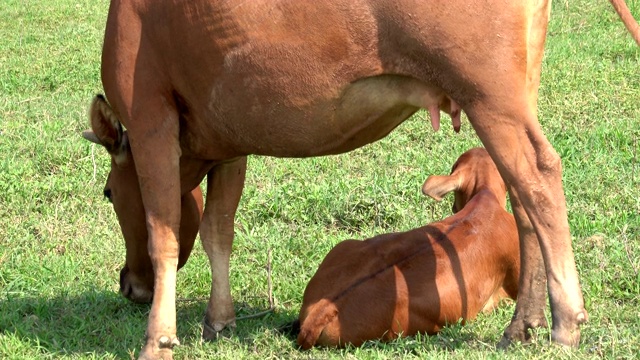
82,0 -> 637,357
297,148 -> 519,349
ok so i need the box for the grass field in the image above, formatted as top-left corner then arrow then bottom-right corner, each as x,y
1,1 -> 638,359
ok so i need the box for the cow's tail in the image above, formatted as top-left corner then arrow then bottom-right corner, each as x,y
296,299 -> 339,350
609,0 -> 640,46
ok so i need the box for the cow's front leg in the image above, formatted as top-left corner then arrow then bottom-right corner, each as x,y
200,157 -> 247,340
125,105 -> 182,360
498,190 -> 548,348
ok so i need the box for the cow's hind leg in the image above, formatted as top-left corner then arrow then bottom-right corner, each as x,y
200,157 -> 247,340
456,0 -> 586,346
498,192 -> 548,347
466,99 -> 587,347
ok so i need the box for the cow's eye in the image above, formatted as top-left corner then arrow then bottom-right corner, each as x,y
104,188 -> 113,203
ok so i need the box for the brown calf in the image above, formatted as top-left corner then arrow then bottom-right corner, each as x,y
296,148 -> 519,349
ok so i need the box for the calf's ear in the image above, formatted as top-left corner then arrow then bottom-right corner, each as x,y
83,95 -> 125,156
422,173 -> 461,201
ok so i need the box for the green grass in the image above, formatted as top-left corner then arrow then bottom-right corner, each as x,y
1,0 -> 639,359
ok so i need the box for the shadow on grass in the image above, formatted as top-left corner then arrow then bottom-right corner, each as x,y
274,314 -> 481,354
0,290 -> 489,358
0,291 -> 300,358
0,291 -> 153,358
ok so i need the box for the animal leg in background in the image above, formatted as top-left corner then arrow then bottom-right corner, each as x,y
200,157 -> 247,339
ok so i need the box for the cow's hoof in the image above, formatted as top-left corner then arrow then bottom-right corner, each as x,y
138,346 -> 174,360
497,324 -> 528,349
498,316 -> 548,349
138,335 -> 179,360
202,317 -> 236,341
550,311 -> 587,347
551,328 -> 580,348
549,309 -> 587,347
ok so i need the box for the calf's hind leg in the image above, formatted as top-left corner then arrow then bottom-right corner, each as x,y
200,157 -> 248,339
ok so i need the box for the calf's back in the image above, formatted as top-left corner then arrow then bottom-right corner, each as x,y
297,191 -> 519,349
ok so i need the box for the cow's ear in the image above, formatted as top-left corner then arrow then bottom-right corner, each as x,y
422,173 -> 462,201
84,94 -> 124,156
81,129 -> 101,144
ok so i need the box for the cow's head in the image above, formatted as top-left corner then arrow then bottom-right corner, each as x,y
83,95 -> 203,303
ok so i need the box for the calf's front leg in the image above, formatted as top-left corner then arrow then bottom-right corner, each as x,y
200,157 -> 248,340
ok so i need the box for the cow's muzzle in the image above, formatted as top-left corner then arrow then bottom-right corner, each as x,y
119,266 -> 153,304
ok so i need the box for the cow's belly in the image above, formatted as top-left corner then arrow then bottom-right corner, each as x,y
183,73 -> 447,159
169,1 -> 455,160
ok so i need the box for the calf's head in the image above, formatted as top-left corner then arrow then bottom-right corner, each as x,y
83,95 -> 203,303
422,147 -> 507,210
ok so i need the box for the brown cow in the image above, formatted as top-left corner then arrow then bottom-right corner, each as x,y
82,0 -> 637,358
295,148 -> 519,349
